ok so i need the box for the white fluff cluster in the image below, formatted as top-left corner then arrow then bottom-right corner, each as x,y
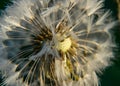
0,0 -> 116,86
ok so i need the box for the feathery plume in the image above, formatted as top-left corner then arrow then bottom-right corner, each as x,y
0,0 -> 116,86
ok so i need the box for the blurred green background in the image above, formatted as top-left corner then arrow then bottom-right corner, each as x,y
0,0 -> 120,86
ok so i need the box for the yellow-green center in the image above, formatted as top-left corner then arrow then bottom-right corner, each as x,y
56,38 -> 72,52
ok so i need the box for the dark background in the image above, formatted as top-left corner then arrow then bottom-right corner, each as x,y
0,0 -> 120,86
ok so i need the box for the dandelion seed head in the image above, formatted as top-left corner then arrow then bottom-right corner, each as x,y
0,0 -> 116,86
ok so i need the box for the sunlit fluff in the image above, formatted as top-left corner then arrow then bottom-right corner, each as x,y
0,0 -> 116,86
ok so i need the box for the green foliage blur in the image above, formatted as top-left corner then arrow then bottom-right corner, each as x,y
100,0 -> 120,86
0,0 -> 12,16
0,0 -> 11,9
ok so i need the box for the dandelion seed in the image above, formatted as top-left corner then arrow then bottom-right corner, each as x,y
0,0 -> 116,86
